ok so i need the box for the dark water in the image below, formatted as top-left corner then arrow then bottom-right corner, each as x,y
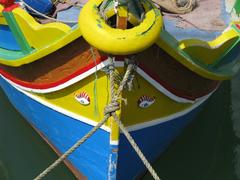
0,73 -> 239,180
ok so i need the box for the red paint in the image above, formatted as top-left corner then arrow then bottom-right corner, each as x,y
0,56 -> 106,90
236,24 -> 240,30
0,0 -> 19,11
0,0 -> 14,7
138,62 -> 220,101
0,57 -> 219,100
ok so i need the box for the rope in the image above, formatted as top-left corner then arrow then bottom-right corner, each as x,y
112,113 -> 160,180
34,58 -> 160,180
19,0 -> 81,24
152,0 -> 196,14
34,115 -> 110,180
107,59 -> 160,180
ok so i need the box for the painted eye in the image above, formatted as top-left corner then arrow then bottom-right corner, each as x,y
74,91 -> 90,106
138,95 -> 155,108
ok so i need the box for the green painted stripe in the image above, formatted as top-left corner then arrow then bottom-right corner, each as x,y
3,11 -> 32,54
234,0 -> 240,14
0,48 -> 25,60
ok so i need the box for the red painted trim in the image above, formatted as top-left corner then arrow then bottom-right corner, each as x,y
0,56 -> 106,90
236,24 -> 240,30
138,62 -> 219,101
3,4 -> 19,11
0,0 -> 19,12
0,56 -> 219,100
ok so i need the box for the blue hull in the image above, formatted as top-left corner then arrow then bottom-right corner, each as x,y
117,106 -> 202,179
0,76 -> 205,179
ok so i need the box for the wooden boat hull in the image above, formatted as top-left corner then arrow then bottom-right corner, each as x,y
0,73 -> 211,179
0,0 -> 238,179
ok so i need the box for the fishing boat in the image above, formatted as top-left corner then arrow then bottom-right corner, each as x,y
0,0 -> 239,179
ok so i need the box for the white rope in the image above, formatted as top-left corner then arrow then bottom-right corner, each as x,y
19,0 -> 82,24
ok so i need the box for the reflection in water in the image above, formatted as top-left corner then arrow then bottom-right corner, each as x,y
235,145 -> 240,179
231,73 -> 240,179
0,160 -> 9,180
0,77 -> 239,179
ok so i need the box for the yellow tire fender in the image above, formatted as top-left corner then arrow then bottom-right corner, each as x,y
79,0 -> 163,55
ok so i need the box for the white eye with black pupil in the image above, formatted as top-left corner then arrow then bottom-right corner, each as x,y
138,95 -> 155,109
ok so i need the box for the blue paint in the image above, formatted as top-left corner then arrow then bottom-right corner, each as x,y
0,77 -> 110,180
108,144 -> 118,180
0,77 -> 206,179
0,25 -> 21,51
23,0 -> 54,15
117,105 -> 204,180
163,17 -> 222,41
57,6 -> 82,27
220,0 -> 231,26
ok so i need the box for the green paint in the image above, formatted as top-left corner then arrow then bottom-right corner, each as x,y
0,47 -> 25,60
2,12 -> 32,54
234,0 -> 240,14
160,29 -> 240,78
232,23 -> 240,33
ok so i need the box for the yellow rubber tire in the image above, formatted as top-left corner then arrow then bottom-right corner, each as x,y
79,0 -> 163,55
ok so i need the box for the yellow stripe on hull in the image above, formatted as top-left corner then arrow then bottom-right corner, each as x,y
0,5 -> 7,25
32,68 -> 193,141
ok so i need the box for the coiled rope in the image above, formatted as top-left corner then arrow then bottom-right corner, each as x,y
152,0 -> 196,14
33,58 -> 160,180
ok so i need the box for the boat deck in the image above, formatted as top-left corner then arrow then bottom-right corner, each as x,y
0,38 -> 102,88
0,41 -> 219,100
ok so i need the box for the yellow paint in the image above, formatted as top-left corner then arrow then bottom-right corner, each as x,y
117,6 -> 128,18
32,68 -> 192,141
103,6 -> 140,26
0,23 -> 81,67
179,29 -> 240,65
0,5 -> 7,25
110,116 -> 120,142
34,71 -> 121,141
0,6 -> 82,67
12,8 -> 71,49
36,72 -> 112,126
156,30 -> 239,80
121,73 -> 191,126
79,0 -> 163,55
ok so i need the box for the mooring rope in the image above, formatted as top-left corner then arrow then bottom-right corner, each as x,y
33,58 -> 160,180
107,60 -> 161,180
33,116 -> 110,180
112,113 -> 160,180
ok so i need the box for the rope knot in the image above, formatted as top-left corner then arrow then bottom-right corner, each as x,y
104,101 -> 120,117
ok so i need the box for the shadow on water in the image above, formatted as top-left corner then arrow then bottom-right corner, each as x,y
0,75 -> 239,180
